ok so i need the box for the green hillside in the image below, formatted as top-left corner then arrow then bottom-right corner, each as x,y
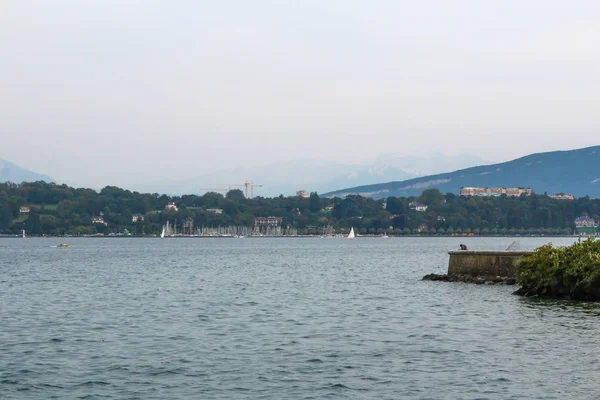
1,182 -> 600,236
324,146 -> 600,199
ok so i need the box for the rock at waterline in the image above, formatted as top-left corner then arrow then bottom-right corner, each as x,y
422,273 -> 516,285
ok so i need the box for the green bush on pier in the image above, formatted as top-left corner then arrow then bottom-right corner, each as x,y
516,238 -> 600,300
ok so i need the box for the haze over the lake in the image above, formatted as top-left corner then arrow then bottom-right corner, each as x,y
1,1 -> 599,188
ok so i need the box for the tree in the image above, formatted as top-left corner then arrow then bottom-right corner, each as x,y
71,225 -> 95,235
226,189 -> 246,202
420,189 -> 445,206
57,199 -> 78,217
0,204 -> 12,230
386,197 -> 406,215
309,192 -> 322,213
25,209 -> 42,234
40,215 -> 57,233
201,192 -> 224,208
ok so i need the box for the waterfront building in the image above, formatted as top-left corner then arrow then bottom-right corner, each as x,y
460,187 -> 532,197
549,193 -> 574,200
254,216 -> 283,227
92,216 -> 108,226
575,216 -> 599,228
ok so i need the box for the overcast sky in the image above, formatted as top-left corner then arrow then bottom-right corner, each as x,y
1,0 -> 599,187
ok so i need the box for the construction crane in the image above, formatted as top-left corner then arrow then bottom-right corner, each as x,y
234,181 -> 262,199
247,181 -> 263,199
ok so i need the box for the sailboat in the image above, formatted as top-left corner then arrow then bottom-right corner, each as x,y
160,225 -> 166,238
22,229 -> 26,238
347,227 -> 356,239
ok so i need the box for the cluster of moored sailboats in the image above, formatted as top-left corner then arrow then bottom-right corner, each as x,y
346,227 -> 388,239
157,224 -> 388,239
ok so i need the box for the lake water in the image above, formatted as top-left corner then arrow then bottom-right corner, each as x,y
2,236 -> 600,399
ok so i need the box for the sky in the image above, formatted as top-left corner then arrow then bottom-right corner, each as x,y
1,0 -> 599,188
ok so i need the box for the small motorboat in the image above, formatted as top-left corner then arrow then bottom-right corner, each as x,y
57,243 -> 69,248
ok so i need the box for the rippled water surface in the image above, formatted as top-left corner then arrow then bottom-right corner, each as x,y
2,236 -> 600,399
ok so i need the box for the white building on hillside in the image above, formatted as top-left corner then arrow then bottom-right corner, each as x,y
165,202 -> 178,211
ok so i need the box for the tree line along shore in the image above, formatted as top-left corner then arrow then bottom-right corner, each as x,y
1,181 -> 599,236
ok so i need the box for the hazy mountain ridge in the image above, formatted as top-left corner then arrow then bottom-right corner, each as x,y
126,154 -> 491,196
0,153 -> 492,196
323,146 -> 600,199
0,158 -> 54,184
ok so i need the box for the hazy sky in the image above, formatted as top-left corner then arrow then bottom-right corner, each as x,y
1,0 -> 599,187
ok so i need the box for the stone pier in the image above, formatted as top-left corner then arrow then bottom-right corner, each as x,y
447,250 -> 533,278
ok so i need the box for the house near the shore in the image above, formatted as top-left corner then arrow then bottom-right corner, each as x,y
549,193 -> 574,200
254,216 -> 283,227
409,202 -> 428,212
19,206 -> 30,214
92,216 -> 108,226
575,216 -> 598,228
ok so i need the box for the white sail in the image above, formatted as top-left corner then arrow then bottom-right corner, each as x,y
160,226 -> 166,238
22,229 -> 26,238
348,227 -> 355,239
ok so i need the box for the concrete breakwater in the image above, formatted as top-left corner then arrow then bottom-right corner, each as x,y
423,250 -> 533,284
448,250 -> 533,277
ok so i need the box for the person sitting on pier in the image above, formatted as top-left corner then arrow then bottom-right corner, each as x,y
459,244 -> 468,250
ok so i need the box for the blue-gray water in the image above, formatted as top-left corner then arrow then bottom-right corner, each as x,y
2,236 -> 600,399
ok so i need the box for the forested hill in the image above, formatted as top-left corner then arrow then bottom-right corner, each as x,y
323,146 -> 600,199
1,182 -> 600,236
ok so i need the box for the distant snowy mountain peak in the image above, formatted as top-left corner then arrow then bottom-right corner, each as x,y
124,152 -> 493,197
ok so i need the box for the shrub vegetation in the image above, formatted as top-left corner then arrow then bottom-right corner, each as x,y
516,238 -> 600,300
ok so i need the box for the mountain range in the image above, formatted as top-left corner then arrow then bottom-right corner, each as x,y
125,153 -> 492,197
1,153 -> 489,196
0,158 -> 54,184
323,146 -> 600,199
11,146 -> 600,199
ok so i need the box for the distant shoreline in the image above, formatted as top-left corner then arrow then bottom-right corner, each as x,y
2,234 -> 595,239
